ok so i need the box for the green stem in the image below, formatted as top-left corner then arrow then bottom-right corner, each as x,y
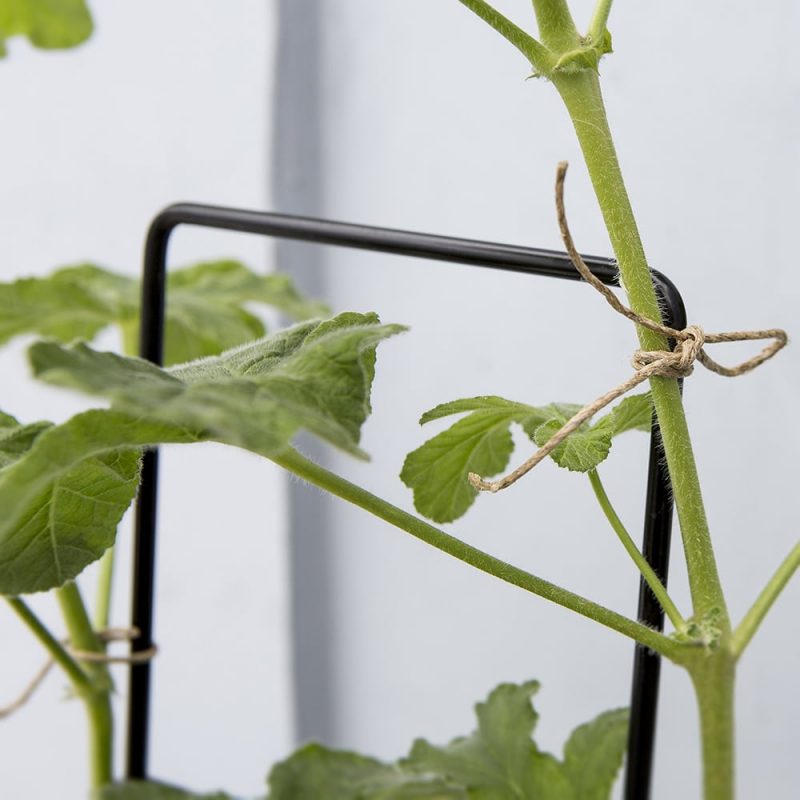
587,0 -> 614,43
6,596 -> 92,693
588,469 -> 687,632
531,0 -> 579,51
56,582 -> 113,789
551,69 -> 728,627
272,446 -> 681,660
94,547 -> 115,631
458,1 -> 554,71
732,540 -> 800,658
688,650 -> 736,800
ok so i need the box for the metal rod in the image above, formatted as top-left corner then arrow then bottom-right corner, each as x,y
128,204 -> 683,795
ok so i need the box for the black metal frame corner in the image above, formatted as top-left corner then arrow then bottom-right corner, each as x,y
127,204 -> 686,799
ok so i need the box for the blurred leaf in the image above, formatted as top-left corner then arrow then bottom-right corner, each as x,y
267,682 -> 628,800
0,260 -> 329,364
0,0 -> 93,54
268,744 -> 465,800
97,782 -> 239,800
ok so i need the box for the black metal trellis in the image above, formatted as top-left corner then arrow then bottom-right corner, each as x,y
127,204 -> 687,799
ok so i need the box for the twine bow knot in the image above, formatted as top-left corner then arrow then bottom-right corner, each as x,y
632,324 -> 705,379
468,163 -> 788,495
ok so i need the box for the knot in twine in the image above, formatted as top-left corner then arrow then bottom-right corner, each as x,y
631,324 -> 705,379
1,627 -> 157,720
469,162 -> 788,494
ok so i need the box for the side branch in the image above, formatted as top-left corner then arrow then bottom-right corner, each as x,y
732,540 -> 800,658
273,447 -> 681,660
458,0 -> 554,73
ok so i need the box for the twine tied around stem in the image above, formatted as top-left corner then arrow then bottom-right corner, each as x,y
0,627 -> 157,719
468,162 -> 788,494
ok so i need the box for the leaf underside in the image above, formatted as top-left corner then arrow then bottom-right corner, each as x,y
0,260 -> 329,364
101,681 -> 628,800
0,313 -> 404,595
401,394 -> 652,523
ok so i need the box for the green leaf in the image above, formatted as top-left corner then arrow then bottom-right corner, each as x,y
267,744 -> 465,800
400,397 -> 553,523
533,394 -> 652,473
97,782 -> 239,800
0,0 -> 93,54
31,312 -> 404,458
0,314 -> 403,594
103,683 -> 626,800
0,260 -> 329,364
405,681 -> 573,799
402,395 -> 651,522
0,409 -> 174,595
562,709 -> 629,800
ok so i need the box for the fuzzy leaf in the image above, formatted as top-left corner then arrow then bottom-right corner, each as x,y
0,0 -> 93,54
268,744 -> 465,800
402,395 -> 651,522
0,314 -> 402,594
30,313 -> 404,459
97,782 -> 238,800
533,417 -> 612,473
533,394 -> 652,473
0,260 -> 328,365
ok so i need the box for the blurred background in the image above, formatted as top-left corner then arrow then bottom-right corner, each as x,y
0,1 -> 797,797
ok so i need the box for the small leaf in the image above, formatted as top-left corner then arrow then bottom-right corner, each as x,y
267,744 -> 465,800
401,397 -> 549,523
403,395 -> 652,521
532,394 -> 652,473
0,0 -> 93,54
533,418 -> 613,473
0,260 -> 329,364
96,781 -> 239,800
606,393 -> 652,436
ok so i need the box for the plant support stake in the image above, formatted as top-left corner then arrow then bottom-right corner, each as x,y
129,204 -> 687,799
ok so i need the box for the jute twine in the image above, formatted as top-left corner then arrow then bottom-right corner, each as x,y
469,162 -> 787,494
1,627 -> 157,719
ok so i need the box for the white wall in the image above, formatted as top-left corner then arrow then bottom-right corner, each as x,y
0,3 -> 294,798
298,2 -> 799,798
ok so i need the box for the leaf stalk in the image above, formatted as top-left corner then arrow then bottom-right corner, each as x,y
732,540 -> 800,658
588,469 -> 686,632
273,446 -> 682,660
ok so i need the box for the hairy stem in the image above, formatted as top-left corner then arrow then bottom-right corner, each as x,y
531,0 -> 579,51
588,469 -> 686,632
56,582 -> 114,789
551,69 -> 728,627
587,0 -> 614,43
273,446 -> 681,659
688,650 -> 736,800
458,0 -> 553,70
732,540 -> 800,658
6,596 -> 92,693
